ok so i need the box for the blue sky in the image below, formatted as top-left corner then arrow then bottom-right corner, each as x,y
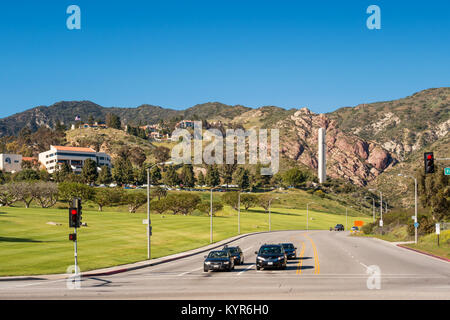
0,0 -> 449,118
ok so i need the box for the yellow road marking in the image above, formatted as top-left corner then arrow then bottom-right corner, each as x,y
305,233 -> 320,274
296,241 -> 305,274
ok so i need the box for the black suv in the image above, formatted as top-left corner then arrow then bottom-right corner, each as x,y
280,243 -> 297,259
223,245 -> 244,265
334,224 -> 345,231
204,250 -> 234,272
255,244 -> 287,270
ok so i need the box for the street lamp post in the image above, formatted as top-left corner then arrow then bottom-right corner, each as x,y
146,161 -> 172,260
398,173 -> 418,244
306,202 -> 316,231
369,188 -> 383,233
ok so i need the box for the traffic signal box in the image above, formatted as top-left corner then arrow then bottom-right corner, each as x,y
68,198 -> 82,228
69,207 -> 81,228
424,152 -> 435,174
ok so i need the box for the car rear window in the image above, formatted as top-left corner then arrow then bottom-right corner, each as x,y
208,251 -> 228,258
281,243 -> 294,249
259,246 -> 282,254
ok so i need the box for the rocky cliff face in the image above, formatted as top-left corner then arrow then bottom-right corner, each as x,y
277,108 -> 396,186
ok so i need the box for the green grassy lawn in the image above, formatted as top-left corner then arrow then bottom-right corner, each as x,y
404,230 -> 450,259
0,202 -> 371,276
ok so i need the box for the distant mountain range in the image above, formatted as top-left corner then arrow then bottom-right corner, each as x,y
0,87 -> 448,202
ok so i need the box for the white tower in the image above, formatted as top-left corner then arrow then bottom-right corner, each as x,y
318,128 -> 326,183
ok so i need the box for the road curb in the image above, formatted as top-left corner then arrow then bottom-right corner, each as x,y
396,244 -> 450,263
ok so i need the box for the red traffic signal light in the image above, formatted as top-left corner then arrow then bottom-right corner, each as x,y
69,207 -> 80,228
69,233 -> 77,241
424,152 -> 435,174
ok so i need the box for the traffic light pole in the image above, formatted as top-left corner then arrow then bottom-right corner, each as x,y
74,226 -> 78,275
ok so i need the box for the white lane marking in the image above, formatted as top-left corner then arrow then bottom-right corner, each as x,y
238,264 -> 254,275
177,267 -> 203,277
0,278 -> 67,289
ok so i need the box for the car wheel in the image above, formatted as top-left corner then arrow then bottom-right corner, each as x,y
204,267 -> 208,272
256,265 -> 260,270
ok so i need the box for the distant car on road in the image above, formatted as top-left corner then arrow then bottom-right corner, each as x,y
334,224 -> 345,231
280,243 -> 297,259
223,246 -> 244,265
351,226 -> 359,232
204,250 -> 234,272
255,244 -> 287,270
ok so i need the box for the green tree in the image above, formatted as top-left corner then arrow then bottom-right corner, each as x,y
58,182 -> 95,202
13,169 -> 40,182
163,166 -> 180,187
106,113 -> 121,129
123,191 -> 147,213
205,165 -> 221,187
97,165 -> 112,185
93,187 -> 123,211
232,167 -> 249,190
149,165 -> 162,185
197,171 -> 206,186
283,167 -> 307,188
418,167 -> 450,222
151,198 -> 169,214
82,159 -> 98,185
257,194 -> 277,213
180,164 -> 196,188
53,162 -> 72,183
8,182 -> 34,208
164,194 -> 201,215
241,194 -> 258,210
222,192 -> 239,210
112,158 -> 134,185
153,186 -> 167,200
31,181 -> 58,208
196,200 -> 223,216
252,164 -> 271,188
221,164 -> 236,188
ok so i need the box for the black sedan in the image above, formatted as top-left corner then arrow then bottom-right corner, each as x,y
203,250 -> 235,272
255,244 -> 287,270
280,243 -> 297,259
334,224 -> 345,231
223,246 -> 244,265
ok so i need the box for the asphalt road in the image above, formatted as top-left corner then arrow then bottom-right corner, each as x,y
1,230 -> 449,299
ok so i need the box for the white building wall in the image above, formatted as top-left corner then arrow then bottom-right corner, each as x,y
0,154 -> 23,173
39,146 -> 111,174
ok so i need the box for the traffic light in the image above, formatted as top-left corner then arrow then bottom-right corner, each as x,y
73,198 -> 82,225
69,233 -> 77,241
69,207 -> 80,228
424,152 -> 435,174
